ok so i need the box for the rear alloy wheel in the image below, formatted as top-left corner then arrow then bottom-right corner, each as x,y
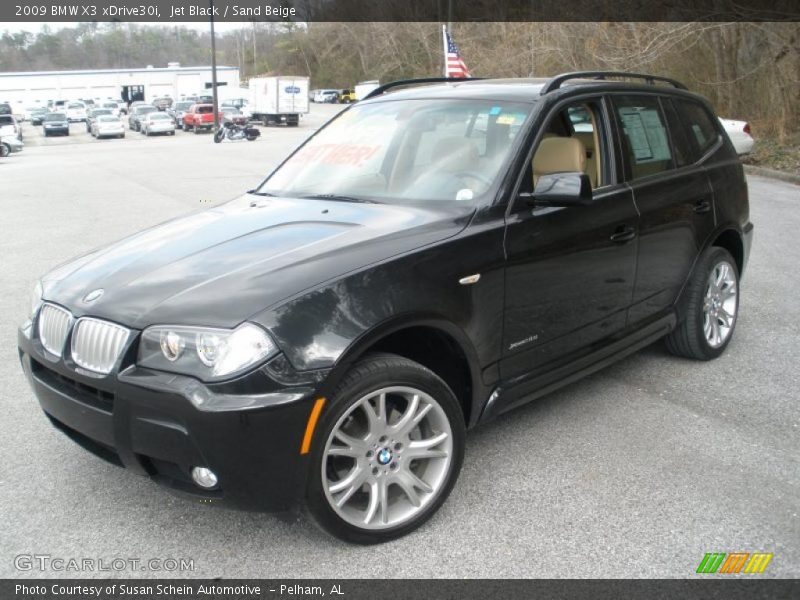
306,354 -> 465,544
666,246 -> 739,360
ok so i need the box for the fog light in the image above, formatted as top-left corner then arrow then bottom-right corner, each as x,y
191,467 -> 218,489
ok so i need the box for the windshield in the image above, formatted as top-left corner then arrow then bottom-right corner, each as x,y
68,103 -> 83,109
45,113 -> 66,121
258,98 -> 533,204
97,115 -> 120,123
103,103 -> 117,109
137,106 -> 157,114
149,113 -> 170,120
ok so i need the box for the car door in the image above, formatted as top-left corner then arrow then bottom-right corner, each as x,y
609,94 -> 717,325
499,96 -> 639,387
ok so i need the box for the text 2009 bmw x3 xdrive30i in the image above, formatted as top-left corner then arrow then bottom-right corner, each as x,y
19,72 -> 753,543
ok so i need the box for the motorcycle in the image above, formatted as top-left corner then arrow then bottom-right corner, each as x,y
214,121 -> 261,143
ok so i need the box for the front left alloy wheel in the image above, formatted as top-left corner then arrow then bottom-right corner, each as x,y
306,354 -> 465,544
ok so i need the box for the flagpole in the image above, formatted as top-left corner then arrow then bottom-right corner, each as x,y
442,24 -> 448,78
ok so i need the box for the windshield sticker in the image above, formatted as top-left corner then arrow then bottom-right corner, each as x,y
489,106 -> 502,116
496,115 -> 516,125
293,143 -> 382,167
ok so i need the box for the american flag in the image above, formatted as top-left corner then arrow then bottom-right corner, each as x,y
443,27 -> 471,78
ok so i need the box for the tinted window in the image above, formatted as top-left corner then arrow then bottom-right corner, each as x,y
613,96 -> 673,180
675,99 -> 719,157
662,99 -> 695,167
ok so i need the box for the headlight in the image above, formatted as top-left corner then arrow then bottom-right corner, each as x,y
138,323 -> 278,381
31,281 -> 43,318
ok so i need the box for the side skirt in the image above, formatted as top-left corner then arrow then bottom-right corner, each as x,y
479,312 -> 676,423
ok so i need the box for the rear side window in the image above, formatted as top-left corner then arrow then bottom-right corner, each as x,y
662,99 -> 695,167
675,99 -> 720,157
612,95 -> 674,180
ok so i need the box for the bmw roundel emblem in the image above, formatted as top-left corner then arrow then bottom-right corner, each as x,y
377,448 -> 393,465
82,288 -> 104,303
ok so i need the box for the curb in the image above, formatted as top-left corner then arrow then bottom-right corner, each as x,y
743,164 -> 800,186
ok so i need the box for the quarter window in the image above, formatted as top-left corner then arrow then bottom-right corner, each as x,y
612,96 -> 673,181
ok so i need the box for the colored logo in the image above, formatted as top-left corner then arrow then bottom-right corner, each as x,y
285,86 -> 301,94
696,552 -> 773,574
377,448 -> 393,465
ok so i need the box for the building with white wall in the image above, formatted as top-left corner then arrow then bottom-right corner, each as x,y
0,63 -> 240,106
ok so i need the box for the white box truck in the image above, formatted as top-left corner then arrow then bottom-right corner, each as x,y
248,76 -> 309,126
354,80 -> 381,101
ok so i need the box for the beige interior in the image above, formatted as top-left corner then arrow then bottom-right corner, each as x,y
532,137 -> 587,187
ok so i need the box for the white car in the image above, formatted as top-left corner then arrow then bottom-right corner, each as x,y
99,101 -> 122,117
91,115 -> 126,139
313,89 -> 339,103
0,114 -> 21,140
141,112 -> 176,136
719,117 -> 754,155
65,101 -> 87,122
1,134 -> 24,156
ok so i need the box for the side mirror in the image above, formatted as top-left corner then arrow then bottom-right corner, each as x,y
527,172 -> 592,207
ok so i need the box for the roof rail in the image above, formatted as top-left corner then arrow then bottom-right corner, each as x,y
541,71 -> 687,94
363,77 -> 482,100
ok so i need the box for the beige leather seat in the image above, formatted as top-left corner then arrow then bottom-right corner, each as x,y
573,132 -> 597,188
532,137 -> 587,187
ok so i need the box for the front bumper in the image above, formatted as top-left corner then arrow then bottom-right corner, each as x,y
18,321 -> 325,512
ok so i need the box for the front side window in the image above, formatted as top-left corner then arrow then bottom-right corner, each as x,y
258,99 -> 534,204
613,95 -> 674,180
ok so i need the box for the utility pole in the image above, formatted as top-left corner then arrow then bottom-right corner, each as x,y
210,0 -> 220,130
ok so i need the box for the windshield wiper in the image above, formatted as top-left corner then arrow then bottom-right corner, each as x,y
301,194 -> 377,204
247,190 -> 276,196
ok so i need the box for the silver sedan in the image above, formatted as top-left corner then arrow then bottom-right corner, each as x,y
141,112 -> 176,136
91,115 -> 126,139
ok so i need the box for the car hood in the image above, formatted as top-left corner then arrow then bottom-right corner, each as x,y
41,195 -> 473,329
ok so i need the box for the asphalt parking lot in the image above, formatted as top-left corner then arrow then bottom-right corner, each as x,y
1,106 -> 798,579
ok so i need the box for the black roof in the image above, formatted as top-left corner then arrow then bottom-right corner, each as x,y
363,74 -> 704,105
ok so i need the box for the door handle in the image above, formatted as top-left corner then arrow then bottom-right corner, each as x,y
610,225 -> 637,244
693,199 -> 712,214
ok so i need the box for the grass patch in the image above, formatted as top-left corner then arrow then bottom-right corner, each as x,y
741,133 -> 800,174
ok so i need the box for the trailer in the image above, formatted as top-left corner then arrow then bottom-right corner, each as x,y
248,76 -> 309,126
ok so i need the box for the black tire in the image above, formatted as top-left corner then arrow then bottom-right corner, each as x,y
0,143 -> 9,157
213,128 -> 224,143
305,353 -> 465,544
665,246 -> 739,360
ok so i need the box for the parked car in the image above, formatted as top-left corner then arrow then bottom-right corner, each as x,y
719,117 -> 755,155
29,108 -> 49,126
17,72 -> 753,544
221,106 -> 248,126
141,112 -> 176,136
85,108 -> 113,133
0,114 -> 21,140
128,105 -> 158,131
99,101 -> 122,117
339,89 -> 357,103
169,101 -> 194,130
0,102 -> 11,115
182,103 -> 219,133
42,112 -> 69,136
91,115 -> 126,139
1,134 -> 23,155
314,89 -> 339,103
152,96 -> 173,111
65,101 -> 87,122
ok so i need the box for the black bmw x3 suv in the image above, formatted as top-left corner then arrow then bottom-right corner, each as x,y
19,72 -> 753,543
